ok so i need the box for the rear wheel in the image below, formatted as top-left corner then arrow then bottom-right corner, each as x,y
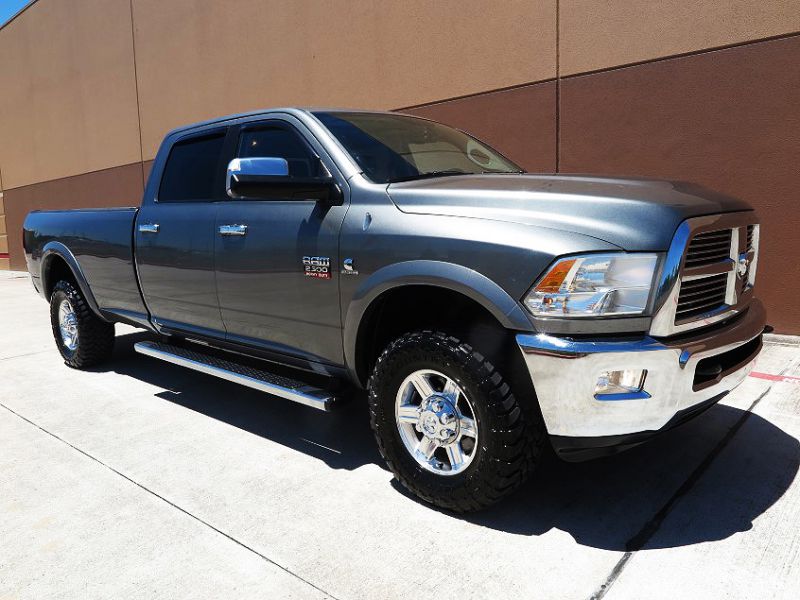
49,280 -> 115,368
368,330 -> 545,512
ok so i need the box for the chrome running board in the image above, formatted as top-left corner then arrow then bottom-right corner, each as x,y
134,341 -> 336,411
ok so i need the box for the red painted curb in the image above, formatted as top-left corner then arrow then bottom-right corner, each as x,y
750,371 -> 800,383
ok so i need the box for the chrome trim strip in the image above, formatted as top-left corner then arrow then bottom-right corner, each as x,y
134,341 -> 334,411
681,259 -> 735,280
519,333 -> 665,357
649,221 -> 690,333
218,224 -> 248,236
594,390 -> 652,401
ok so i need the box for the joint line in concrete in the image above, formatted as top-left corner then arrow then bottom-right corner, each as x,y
0,401 -> 341,600
588,359 -> 798,600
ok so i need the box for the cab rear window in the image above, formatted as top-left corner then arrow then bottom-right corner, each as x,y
158,132 -> 226,202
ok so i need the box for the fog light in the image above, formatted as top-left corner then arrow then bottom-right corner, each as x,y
594,369 -> 649,400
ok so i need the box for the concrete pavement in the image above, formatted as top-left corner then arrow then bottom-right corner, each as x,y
1,270 -> 799,599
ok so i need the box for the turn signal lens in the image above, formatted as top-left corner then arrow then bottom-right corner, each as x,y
536,258 -> 576,293
524,253 -> 659,317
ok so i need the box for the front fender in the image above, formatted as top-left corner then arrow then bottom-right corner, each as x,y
343,260 -> 533,383
40,242 -> 108,322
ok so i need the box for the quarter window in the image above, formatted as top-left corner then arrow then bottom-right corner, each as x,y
158,131 -> 226,202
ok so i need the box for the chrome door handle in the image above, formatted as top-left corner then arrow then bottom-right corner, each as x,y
219,224 -> 248,236
138,223 -> 160,234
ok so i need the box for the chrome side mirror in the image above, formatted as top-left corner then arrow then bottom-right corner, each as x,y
225,156 -> 342,204
226,157 -> 290,198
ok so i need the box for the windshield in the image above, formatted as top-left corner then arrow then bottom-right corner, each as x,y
312,111 -> 523,184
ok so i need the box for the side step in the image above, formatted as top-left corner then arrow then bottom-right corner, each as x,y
134,341 -> 337,411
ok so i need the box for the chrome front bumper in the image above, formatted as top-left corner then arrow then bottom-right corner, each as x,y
516,299 -> 766,440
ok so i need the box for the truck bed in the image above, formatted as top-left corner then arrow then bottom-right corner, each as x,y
23,207 -> 148,323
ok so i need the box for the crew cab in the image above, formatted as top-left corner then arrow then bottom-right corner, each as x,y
23,108 -> 766,511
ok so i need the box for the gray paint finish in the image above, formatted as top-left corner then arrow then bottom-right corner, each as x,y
22,107 -> 756,381
387,174 -> 752,251
22,208 -> 146,320
135,202 -> 223,334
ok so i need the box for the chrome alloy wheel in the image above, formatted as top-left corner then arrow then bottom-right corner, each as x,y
395,369 -> 479,476
58,299 -> 79,351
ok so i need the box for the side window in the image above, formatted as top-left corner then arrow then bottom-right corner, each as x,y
237,126 -> 322,178
158,131 -> 226,202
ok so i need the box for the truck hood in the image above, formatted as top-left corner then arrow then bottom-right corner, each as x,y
387,174 -> 753,250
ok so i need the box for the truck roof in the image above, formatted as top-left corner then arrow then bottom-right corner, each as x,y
165,107 -> 397,137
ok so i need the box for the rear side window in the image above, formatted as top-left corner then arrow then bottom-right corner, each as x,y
238,127 -> 322,177
158,132 -> 226,202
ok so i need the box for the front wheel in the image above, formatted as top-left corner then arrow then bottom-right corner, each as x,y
368,330 -> 545,512
49,280 -> 115,369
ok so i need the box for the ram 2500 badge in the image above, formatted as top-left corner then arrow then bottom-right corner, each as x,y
24,108 -> 766,511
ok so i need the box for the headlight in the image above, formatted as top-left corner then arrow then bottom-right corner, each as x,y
524,253 -> 659,317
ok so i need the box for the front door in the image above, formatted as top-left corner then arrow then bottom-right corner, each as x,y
135,129 -> 227,337
214,119 -> 348,365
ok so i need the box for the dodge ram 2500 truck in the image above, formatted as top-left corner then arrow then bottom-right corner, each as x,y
24,108 -> 766,511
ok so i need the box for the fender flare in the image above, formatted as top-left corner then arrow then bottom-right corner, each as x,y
40,242 -> 109,322
343,260 -> 533,384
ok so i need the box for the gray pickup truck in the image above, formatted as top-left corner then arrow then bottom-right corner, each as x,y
23,108 -> 766,511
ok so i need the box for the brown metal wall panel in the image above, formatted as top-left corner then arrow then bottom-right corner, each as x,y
131,0 -> 557,159
560,0 -> 800,76
4,163 -> 144,271
403,82 -> 557,172
142,160 -> 155,184
560,35 -> 800,333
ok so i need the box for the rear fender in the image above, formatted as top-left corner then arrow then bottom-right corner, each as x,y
40,242 -> 109,322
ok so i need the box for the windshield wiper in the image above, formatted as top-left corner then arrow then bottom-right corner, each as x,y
387,170 -> 471,183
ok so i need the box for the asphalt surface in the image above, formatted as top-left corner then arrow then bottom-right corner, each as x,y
1,270 -> 799,599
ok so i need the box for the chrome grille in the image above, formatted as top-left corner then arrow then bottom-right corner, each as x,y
649,213 -> 760,337
675,227 -> 734,321
683,229 -> 732,268
675,273 -> 728,320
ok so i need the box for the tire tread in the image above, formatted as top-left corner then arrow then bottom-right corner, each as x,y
368,330 -> 545,512
50,280 -> 114,369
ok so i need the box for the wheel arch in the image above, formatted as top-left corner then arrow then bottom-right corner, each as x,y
344,260 -> 533,386
40,242 -> 108,322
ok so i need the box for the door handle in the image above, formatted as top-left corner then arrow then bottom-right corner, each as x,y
219,224 -> 248,236
139,223 -> 160,234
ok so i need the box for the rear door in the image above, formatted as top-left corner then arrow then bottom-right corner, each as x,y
135,129 -> 227,337
214,118 -> 348,365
